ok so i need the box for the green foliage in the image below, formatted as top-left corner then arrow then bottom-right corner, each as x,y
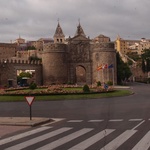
142,59 -> 146,73
126,53 -> 140,61
141,49 -> 150,73
17,72 -> 32,85
27,46 -> 36,50
97,81 -> 101,86
107,81 -> 113,86
116,52 -> 132,84
29,82 -> 37,90
29,56 -> 42,62
128,60 -> 133,66
19,72 -> 32,78
83,84 -> 90,93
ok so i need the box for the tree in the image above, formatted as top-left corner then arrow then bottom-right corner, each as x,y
27,46 -> 36,50
29,56 -> 42,62
141,49 -> 150,73
18,72 -> 32,78
116,52 -> 132,84
142,59 -> 146,73
17,72 -> 32,86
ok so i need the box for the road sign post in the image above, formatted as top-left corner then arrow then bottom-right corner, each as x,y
25,96 -> 35,120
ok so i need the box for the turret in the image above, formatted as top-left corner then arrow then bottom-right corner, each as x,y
53,21 -> 65,43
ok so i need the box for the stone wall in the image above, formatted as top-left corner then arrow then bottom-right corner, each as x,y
0,59 -> 42,87
42,43 -> 68,85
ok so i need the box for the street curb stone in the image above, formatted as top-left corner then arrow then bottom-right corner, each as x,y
0,117 -> 53,127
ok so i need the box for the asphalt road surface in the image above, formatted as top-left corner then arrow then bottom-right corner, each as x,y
1,82 -> 150,149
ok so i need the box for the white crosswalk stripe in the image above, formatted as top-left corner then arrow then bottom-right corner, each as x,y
2,126 -> 150,150
132,131 -> 150,150
5,127 -> 72,150
0,126 -> 51,146
68,129 -> 115,150
100,130 -> 137,150
36,128 -> 93,150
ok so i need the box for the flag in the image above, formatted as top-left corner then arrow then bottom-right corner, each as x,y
102,64 -> 108,69
97,64 -> 102,71
108,64 -> 113,69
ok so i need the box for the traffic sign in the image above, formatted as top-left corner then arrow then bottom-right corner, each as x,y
25,96 -> 35,120
25,96 -> 35,106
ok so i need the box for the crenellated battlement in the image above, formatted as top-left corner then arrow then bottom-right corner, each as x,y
43,43 -> 66,52
0,58 -> 42,65
93,42 -> 114,49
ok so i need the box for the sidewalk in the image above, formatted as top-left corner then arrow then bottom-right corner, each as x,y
0,117 -> 53,127
0,117 -> 54,138
114,85 -> 130,89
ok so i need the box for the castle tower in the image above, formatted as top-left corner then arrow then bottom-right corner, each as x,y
92,42 -> 117,84
42,22 -> 68,85
53,21 -> 65,43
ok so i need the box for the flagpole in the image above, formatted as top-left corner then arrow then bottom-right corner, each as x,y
107,64 -> 109,81
97,63 -> 100,81
102,68 -> 104,83
112,67 -> 114,86
98,70 -> 100,81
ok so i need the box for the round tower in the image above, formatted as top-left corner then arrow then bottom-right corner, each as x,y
92,42 -> 117,85
42,22 -> 68,85
42,43 -> 68,85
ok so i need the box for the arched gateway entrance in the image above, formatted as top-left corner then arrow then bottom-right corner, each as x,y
76,66 -> 86,84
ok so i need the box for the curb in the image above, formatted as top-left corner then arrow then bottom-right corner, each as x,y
0,117 -> 54,127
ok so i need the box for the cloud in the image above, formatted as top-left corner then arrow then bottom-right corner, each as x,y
0,0 -> 150,42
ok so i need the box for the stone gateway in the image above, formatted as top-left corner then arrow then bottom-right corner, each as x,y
42,22 -> 117,86
0,22 -> 117,87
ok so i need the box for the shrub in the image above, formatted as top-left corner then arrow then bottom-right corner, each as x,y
107,81 -> 113,86
97,81 -> 101,87
83,84 -> 90,93
29,82 -> 37,90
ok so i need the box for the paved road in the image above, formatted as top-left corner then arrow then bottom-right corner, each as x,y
1,82 -> 150,149
0,118 -> 150,149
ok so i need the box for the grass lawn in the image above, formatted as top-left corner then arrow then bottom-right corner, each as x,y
0,89 -> 133,102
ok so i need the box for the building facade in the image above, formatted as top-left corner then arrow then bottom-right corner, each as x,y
0,22 -> 117,87
42,22 -> 117,85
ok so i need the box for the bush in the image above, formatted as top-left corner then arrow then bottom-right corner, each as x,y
83,84 -> 90,93
107,81 -> 113,86
29,82 -> 37,90
97,81 -> 101,87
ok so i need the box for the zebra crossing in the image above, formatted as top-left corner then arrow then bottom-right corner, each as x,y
0,119 -> 150,150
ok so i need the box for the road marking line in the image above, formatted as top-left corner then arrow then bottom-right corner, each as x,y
132,131 -> 150,150
36,128 -> 93,150
129,119 -> 143,121
5,127 -> 72,150
109,119 -> 123,122
41,118 -> 65,126
88,120 -> 104,122
67,120 -> 83,122
100,130 -> 137,150
68,129 -> 115,150
0,126 -> 51,146
132,120 -> 145,130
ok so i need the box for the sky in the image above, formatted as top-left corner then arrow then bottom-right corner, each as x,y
0,0 -> 150,43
